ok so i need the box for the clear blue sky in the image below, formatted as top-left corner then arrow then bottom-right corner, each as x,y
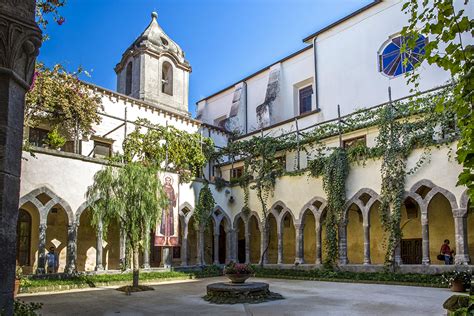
38,0 -> 373,117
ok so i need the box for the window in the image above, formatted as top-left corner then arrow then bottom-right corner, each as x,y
342,135 -> 367,149
161,61 -> 173,96
299,85 -> 313,115
379,34 -> 426,77
125,62 -> 133,96
230,166 -> 244,180
28,127 -> 49,147
93,140 -> 112,158
17,209 -> 31,266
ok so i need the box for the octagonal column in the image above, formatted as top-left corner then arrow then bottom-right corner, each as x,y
95,221 -> 104,271
363,224 -> 371,265
295,223 -> 304,264
36,223 -> 47,274
421,212 -> 430,265
244,220 -> 250,264
213,230 -> 220,265
315,220 -> 322,264
65,222 -> 78,273
181,224 -> 189,266
260,224 -> 268,265
338,221 -> 348,265
277,225 -> 283,265
454,208 -> 470,265
0,2 -> 41,312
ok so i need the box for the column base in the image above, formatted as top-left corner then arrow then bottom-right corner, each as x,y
95,265 -> 104,271
142,264 -> 150,269
294,258 -> 304,265
339,258 -> 348,265
455,254 -> 470,265
363,260 -> 371,265
422,258 -> 431,265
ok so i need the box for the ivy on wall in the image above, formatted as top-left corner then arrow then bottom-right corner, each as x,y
216,88 -> 458,266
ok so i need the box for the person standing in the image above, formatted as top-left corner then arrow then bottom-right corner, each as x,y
46,246 -> 59,273
440,239 -> 454,265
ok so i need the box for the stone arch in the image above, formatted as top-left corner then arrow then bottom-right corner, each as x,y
269,200 -> 290,219
345,188 -> 381,222
20,187 -> 74,225
179,202 -> 194,226
424,186 -> 458,212
298,196 -> 327,225
460,190 -> 469,210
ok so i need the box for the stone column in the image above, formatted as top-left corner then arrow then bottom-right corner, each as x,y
65,222 -> 78,273
277,225 -> 283,265
119,228 -> 127,269
363,224 -> 371,265
338,221 -> 348,265
454,208 -> 470,265
141,221 -> 150,269
244,221 -> 250,264
295,223 -> 304,264
394,242 -> 402,265
260,224 -> 268,265
213,230 -> 220,265
95,221 -> 104,271
421,212 -> 430,265
315,220 -> 322,264
225,228 -> 232,263
36,223 -> 47,274
181,224 -> 188,266
228,228 -> 237,262
196,227 -> 205,265
0,2 -> 41,313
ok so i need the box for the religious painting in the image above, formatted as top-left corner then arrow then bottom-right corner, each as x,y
155,172 -> 180,247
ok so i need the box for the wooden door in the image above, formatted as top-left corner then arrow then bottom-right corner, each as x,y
401,238 -> 422,264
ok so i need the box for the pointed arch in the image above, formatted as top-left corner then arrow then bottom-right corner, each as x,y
298,197 -> 327,225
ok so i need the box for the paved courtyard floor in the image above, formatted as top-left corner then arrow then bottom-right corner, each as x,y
20,277 -> 452,315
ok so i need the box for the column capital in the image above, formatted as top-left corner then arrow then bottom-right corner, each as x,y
453,208 -> 468,218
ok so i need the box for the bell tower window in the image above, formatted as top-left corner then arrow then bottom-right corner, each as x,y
162,61 -> 173,96
125,62 -> 133,96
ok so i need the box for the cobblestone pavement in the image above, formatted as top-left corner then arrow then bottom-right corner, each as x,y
20,277 -> 452,316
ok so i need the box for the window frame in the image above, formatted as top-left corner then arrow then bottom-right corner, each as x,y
298,85 -> 313,115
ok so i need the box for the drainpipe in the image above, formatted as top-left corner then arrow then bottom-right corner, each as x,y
244,81 -> 248,134
313,36 -> 319,110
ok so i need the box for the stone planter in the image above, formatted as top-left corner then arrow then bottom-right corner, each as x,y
225,273 -> 252,284
450,279 -> 466,292
14,279 -> 20,298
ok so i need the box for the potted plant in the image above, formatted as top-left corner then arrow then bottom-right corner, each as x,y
14,266 -> 23,297
223,262 -> 254,284
442,269 -> 472,292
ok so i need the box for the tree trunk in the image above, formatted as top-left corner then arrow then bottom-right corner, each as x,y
132,246 -> 140,288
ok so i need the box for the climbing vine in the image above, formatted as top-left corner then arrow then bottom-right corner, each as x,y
193,183 -> 216,230
123,118 -> 214,183
216,87 -> 457,267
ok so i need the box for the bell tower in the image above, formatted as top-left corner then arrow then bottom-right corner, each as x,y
115,12 -> 191,115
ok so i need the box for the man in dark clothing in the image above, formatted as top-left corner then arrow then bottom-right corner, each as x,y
440,239 -> 454,265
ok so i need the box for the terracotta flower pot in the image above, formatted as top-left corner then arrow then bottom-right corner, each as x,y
13,279 -> 20,298
450,279 -> 466,292
225,273 -> 251,284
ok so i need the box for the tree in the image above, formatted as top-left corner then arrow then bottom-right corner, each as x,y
25,63 -> 101,152
86,162 -> 167,288
402,0 -> 473,201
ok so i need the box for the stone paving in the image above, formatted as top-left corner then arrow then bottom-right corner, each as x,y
20,277 -> 452,315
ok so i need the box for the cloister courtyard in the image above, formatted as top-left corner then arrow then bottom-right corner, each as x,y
19,277 -> 452,316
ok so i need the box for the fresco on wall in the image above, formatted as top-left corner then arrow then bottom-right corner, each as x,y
155,172 -> 180,247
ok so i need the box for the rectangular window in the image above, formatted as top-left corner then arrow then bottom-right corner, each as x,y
93,141 -> 112,158
299,86 -> 313,115
230,166 -> 244,180
342,135 -> 367,149
28,127 -> 49,147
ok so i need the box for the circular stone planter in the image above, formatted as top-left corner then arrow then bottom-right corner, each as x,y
203,282 -> 284,304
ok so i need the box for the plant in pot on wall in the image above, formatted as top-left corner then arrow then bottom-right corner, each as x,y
442,269 -> 472,293
223,262 -> 254,284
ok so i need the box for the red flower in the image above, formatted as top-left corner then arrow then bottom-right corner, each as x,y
29,71 -> 39,91
57,17 -> 65,25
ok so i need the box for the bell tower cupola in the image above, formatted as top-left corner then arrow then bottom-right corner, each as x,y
115,12 -> 191,115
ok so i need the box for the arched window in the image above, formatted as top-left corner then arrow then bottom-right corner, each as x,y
17,209 -> 32,266
378,34 -> 426,77
125,62 -> 133,96
161,61 -> 173,96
